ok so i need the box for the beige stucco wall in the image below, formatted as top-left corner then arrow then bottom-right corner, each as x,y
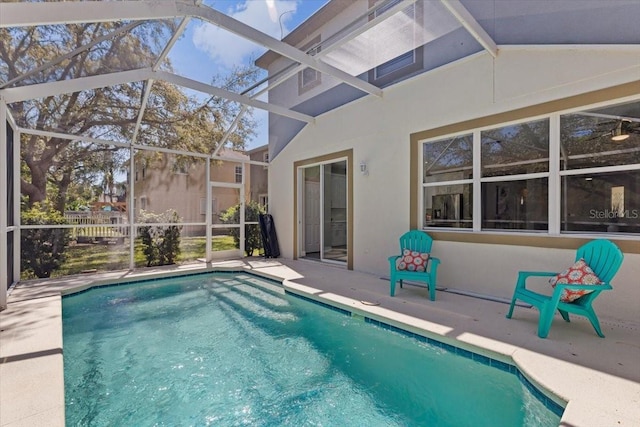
134,154 -> 251,227
134,156 -> 207,224
268,47 -> 640,324
249,146 -> 269,203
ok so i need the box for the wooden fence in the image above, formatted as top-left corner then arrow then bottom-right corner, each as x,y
64,211 -> 129,244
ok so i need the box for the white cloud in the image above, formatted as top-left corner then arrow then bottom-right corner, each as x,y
193,0 -> 298,69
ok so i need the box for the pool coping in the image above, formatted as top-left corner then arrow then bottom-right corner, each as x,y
2,263 -> 639,426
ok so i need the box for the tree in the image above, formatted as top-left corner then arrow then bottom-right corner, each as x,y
219,201 -> 266,256
1,22 -> 259,212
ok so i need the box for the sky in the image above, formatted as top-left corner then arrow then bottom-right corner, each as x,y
168,0 -> 330,150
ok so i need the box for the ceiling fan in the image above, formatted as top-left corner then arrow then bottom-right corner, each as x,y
583,117 -> 640,142
606,119 -> 639,141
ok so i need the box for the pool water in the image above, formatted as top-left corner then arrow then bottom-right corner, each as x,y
63,273 -> 562,426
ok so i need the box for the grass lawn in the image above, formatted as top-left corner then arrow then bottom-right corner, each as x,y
28,236 -> 240,279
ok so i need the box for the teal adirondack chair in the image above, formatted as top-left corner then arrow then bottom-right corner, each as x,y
388,230 -> 440,301
506,239 -> 624,338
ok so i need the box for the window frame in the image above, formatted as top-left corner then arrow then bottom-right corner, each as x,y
297,36 -> 322,95
172,159 -> 189,175
367,0 -> 424,87
419,97 -> 640,237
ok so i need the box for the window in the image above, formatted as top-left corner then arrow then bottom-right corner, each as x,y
235,165 -> 242,183
172,159 -> 189,175
480,119 -> 550,231
561,172 -> 640,234
298,36 -> 322,95
263,151 -> 269,169
368,0 -> 423,86
375,51 -> 416,79
559,101 -> 640,234
423,134 -> 473,228
140,196 -> 147,211
134,161 -> 146,181
420,99 -> 640,236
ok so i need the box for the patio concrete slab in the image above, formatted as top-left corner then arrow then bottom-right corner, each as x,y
1,296 -> 64,427
1,258 -> 639,426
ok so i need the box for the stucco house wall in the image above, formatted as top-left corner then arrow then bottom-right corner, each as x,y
248,145 -> 269,206
134,151 -> 251,230
268,47 -> 640,324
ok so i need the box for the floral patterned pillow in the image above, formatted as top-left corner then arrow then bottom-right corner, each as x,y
549,258 -> 602,302
396,249 -> 430,272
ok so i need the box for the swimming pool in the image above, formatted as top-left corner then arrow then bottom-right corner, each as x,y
63,272 -> 563,426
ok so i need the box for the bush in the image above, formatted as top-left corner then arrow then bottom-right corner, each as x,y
219,201 -> 265,256
137,210 -> 182,267
21,203 -> 71,278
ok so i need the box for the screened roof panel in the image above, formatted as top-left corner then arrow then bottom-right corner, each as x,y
136,79 -> 252,154
321,1 -> 467,77
167,17 -> 271,92
9,82 -> 144,143
0,19 -> 179,90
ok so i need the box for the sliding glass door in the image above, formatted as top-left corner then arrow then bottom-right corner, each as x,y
300,160 -> 347,264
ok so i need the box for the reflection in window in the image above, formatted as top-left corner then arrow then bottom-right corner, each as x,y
561,171 -> 640,234
480,119 -> 549,231
481,119 -> 549,177
423,184 -> 472,228
560,102 -> 640,170
482,179 -> 548,231
420,99 -> 639,235
560,100 -> 640,235
423,134 -> 473,183
423,134 -> 473,229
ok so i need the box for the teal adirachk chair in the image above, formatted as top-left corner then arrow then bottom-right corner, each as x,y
388,230 -> 440,301
506,239 -> 624,338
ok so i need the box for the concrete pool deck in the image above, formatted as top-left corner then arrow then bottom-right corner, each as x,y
1,258 -> 639,426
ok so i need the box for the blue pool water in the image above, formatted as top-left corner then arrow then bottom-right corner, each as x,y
63,273 -> 562,426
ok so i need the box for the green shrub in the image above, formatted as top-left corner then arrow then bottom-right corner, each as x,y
21,203 -> 71,278
219,201 -> 265,256
137,210 -> 182,267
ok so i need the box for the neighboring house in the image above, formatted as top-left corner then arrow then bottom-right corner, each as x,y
255,0 -> 640,324
247,144 -> 269,210
133,149 -> 252,234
